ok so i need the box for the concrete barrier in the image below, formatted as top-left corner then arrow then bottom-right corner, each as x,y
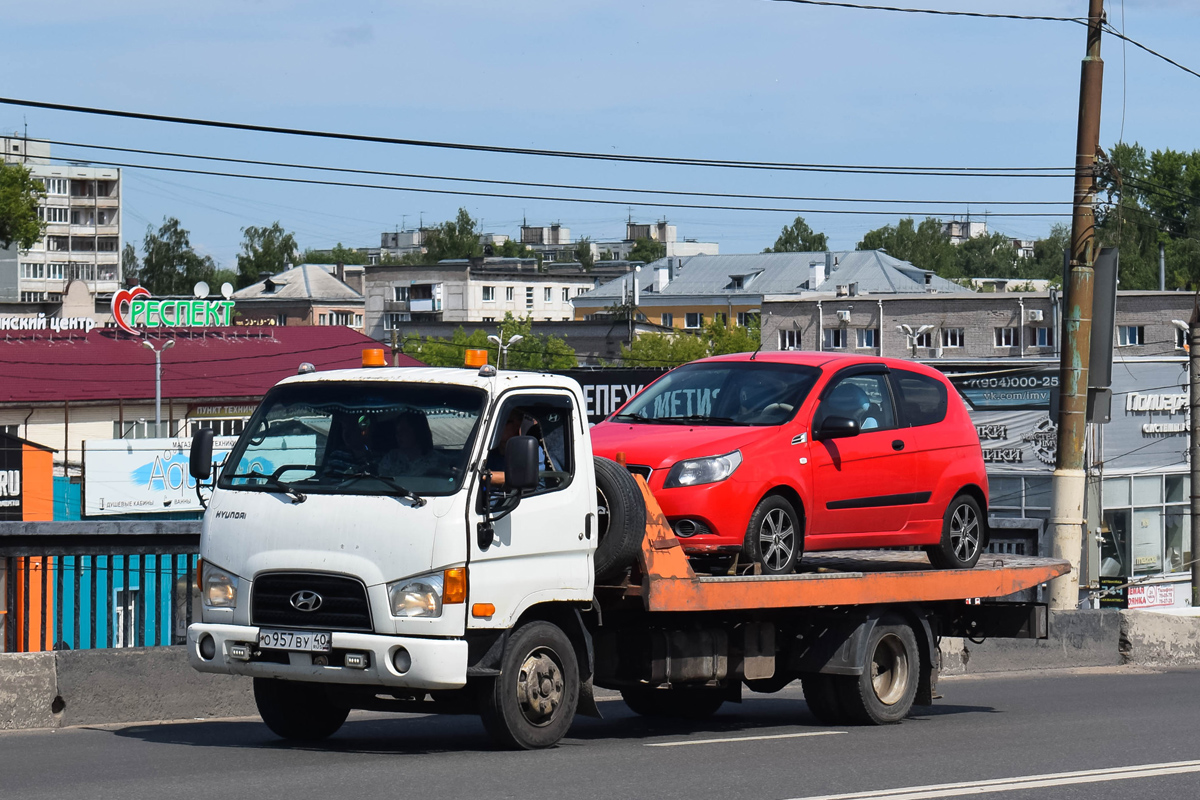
0,648 -> 254,731
1120,609 -> 1200,667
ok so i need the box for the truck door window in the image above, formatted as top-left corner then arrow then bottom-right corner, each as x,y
486,395 -> 575,496
816,374 -> 896,432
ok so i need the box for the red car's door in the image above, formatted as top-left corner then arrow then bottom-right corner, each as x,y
807,369 -> 920,541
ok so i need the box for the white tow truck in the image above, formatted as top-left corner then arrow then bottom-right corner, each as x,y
187,351 -> 1068,749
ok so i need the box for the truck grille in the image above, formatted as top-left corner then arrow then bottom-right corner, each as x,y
251,572 -> 373,632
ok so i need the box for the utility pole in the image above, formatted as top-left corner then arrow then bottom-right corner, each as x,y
141,339 -> 175,438
1048,0 -> 1106,610
1191,302 -> 1200,608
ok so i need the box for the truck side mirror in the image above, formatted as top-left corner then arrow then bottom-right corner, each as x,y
815,416 -> 859,441
190,428 -> 215,480
504,435 -> 540,491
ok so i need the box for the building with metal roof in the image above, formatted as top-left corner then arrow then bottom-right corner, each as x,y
232,264 -> 365,329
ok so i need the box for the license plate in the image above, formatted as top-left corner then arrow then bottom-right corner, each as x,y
257,629 -> 332,652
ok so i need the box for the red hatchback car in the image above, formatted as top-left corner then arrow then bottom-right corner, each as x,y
590,351 -> 989,574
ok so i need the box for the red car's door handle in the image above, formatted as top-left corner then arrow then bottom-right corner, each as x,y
892,440 -> 905,451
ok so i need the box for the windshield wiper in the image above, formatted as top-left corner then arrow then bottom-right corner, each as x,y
613,412 -> 669,424
333,472 -> 427,507
658,415 -> 741,425
226,470 -> 307,504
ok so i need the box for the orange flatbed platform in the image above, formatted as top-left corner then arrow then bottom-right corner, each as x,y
632,479 -> 1071,613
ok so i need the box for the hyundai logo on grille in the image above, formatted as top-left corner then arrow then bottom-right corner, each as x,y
289,590 -> 324,612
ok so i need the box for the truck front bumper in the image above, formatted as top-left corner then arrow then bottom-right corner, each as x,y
187,623 -> 468,690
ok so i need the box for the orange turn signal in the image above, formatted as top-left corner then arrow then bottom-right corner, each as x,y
195,557 -> 204,592
614,451 -> 627,466
362,348 -> 387,367
443,567 -> 467,604
472,603 -> 495,618
464,348 -> 489,368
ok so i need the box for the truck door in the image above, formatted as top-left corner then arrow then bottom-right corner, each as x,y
807,369 -> 920,540
466,390 -> 594,628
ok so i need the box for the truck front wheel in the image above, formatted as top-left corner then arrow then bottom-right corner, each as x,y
253,678 -> 350,741
478,621 -> 580,750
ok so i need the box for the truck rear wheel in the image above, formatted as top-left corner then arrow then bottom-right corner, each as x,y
835,618 -> 920,725
620,685 -> 725,719
478,621 -> 580,750
593,456 -> 647,582
253,678 -> 350,741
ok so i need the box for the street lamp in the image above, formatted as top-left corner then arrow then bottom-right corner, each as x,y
896,324 -> 934,357
142,339 -> 175,437
487,333 -> 524,370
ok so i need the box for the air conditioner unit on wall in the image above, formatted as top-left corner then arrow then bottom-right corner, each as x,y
1027,309 -> 1044,322
836,310 -> 852,323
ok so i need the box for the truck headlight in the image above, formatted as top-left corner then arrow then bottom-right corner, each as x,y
388,572 -> 445,618
201,562 -> 240,608
663,450 -> 743,488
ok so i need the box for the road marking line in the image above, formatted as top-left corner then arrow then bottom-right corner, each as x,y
784,758 -> 1200,800
647,731 -> 845,747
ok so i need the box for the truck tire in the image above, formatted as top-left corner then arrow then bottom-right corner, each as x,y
253,678 -> 350,741
742,495 -> 801,575
620,685 -> 725,719
800,673 -> 846,725
593,456 -> 646,582
926,494 -> 984,570
478,621 -> 580,750
835,618 -> 920,725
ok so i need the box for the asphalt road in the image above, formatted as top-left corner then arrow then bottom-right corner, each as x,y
3,666 -> 1199,800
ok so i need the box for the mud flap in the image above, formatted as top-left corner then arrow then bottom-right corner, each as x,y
578,677 -> 603,719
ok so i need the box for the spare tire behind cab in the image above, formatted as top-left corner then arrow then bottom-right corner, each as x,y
592,456 -> 646,582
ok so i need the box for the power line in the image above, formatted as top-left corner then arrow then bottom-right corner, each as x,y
1103,24 -> 1200,82
0,95 -> 1069,175
46,138 -> 1075,205
768,0 -> 1086,25
27,153 -> 1075,218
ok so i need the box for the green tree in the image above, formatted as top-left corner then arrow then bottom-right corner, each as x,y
857,217 -> 958,277
492,238 -> 540,264
574,236 -> 595,270
300,242 -> 368,265
401,312 -> 576,369
0,162 -> 45,249
422,208 -> 483,262
764,215 -> 828,253
627,237 -> 666,264
121,242 -> 140,280
953,232 -> 1020,279
139,217 -> 217,295
616,316 -> 761,368
237,222 -> 299,287
1026,223 -> 1070,283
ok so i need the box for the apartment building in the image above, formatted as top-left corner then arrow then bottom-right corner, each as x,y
1,137 -> 122,304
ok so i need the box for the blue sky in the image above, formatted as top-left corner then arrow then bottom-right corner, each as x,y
4,1 -> 1198,266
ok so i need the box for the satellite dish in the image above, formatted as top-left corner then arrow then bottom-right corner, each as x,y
221,282 -> 234,299
193,281 -> 210,298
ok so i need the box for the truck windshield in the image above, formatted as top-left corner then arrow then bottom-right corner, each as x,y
218,382 -> 486,498
614,362 -> 820,426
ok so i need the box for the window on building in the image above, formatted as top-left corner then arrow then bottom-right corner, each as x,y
20,292 -> 47,302
1102,474 -> 1191,577
684,312 -> 704,329
71,237 -> 96,252
482,286 -> 495,302
21,263 -> 45,279
43,207 -> 68,224
482,316 -> 494,322
2,425 -> 19,437
779,329 -> 799,350
737,311 -> 760,328
661,313 -> 674,327
994,327 -> 1016,347
70,209 -> 96,226
95,180 -> 115,197
712,312 -> 727,326
70,180 -> 94,198
113,419 -> 184,439
384,313 -> 412,330
1032,326 -> 1054,347
730,276 -> 744,290
97,265 -> 117,281
1117,325 -> 1145,346
354,314 -> 363,328
47,263 -> 65,280
855,328 -> 877,349
393,286 -> 410,302
915,330 -> 933,348
46,178 -> 67,195
319,314 -> 327,325
562,287 -> 570,302
330,311 -> 354,326
576,287 -> 586,296
506,286 -> 515,301
275,314 -> 288,326
823,329 -> 845,349
526,287 -> 534,308
46,236 -> 69,252
97,237 -> 118,252
941,328 -> 963,348
543,287 -> 552,302
187,419 -> 247,438
97,210 -> 115,226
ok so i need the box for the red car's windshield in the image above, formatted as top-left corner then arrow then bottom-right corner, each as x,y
613,362 -> 821,426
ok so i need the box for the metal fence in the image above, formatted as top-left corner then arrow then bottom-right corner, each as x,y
0,521 -> 201,653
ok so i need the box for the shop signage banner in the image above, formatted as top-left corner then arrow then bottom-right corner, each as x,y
560,369 -> 669,425
83,437 -> 238,516
111,287 -> 235,335
1103,359 -> 1189,473
0,439 -> 22,521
